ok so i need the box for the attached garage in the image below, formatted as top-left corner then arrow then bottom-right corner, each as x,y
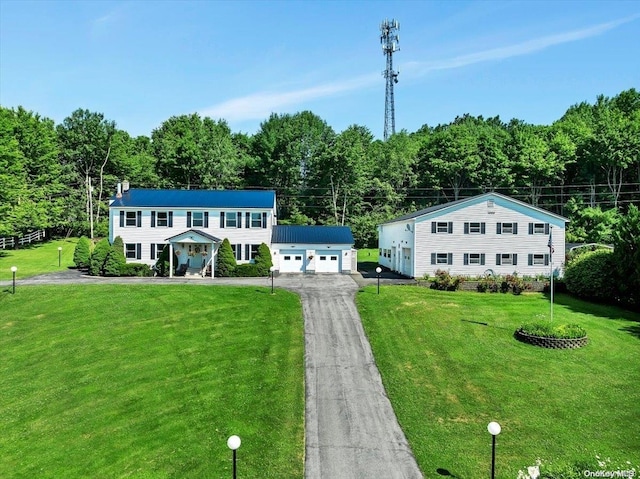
271,225 -> 355,274
314,251 -> 341,273
279,250 -> 307,273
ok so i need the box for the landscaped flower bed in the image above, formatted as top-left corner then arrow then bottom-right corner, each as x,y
515,322 -> 588,349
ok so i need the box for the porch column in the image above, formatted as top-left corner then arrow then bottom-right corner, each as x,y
210,241 -> 214,278
169,242 -> 174,278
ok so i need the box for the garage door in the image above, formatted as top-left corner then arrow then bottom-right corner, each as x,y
279,251 -> 306,273
402,247 -> 412,277
315,252 -> 340,273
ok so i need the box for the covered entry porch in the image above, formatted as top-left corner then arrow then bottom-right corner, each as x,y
165,229 -> 221,278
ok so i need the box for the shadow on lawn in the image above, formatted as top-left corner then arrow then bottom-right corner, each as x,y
620,323 -> 640,340
436,467 -> 463,478
539,292 -> 640,339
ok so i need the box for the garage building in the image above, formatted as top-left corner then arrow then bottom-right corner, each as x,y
271,225 -> 356,274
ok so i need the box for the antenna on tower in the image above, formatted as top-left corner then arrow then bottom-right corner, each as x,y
380,18 -> 400,141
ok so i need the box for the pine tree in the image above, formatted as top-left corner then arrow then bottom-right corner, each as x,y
103,244 -> 126,276
88,238 -> 111,276
254,242 -> 273,276
73,236 -> 91,269
216,238 -> 237,277
154,245 -> 178,277
112,236 -> 124,255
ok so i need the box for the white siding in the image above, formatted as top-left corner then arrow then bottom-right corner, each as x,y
380,196 -> 566,278
378,221 -> 415,276
271,243 -> 354,273
110,207 -> 275,266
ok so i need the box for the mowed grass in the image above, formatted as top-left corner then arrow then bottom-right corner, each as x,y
0,238 -> 78,278
1,284 -> 304,478
356,286 -> 640,478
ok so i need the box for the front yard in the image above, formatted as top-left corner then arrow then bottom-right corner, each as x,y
0,284 -> 304,478
357,287 -> 640,478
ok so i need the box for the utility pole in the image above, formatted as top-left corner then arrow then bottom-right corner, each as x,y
380,19 -> 400,141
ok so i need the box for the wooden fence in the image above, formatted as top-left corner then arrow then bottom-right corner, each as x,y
0,230 -> 46,249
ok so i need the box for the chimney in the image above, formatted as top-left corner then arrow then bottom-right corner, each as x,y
116,182 -> 122,198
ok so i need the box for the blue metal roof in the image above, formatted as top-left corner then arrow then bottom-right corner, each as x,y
272,225 -> 354,245
110,189 -> 276,209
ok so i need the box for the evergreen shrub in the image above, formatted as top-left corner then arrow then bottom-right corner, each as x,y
73,236 -> 91,269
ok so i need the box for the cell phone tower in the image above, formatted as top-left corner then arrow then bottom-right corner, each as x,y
380,18 -> 399,141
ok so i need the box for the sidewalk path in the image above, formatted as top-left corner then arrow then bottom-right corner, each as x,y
2,270 -> 423,478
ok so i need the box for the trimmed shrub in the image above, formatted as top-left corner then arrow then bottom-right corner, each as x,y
564,249 -> 617,302
112,236 -> 124,255
88,238 -> 111,276
154,245 -> 178,277
73,236 -> 91,269
121,263 -> 153,277
430,269 -> 464,291
518,322 -> 587,339
103,245 -> 126,276
216,239 -> 237,277
234,263 -> 259,277
254,242 -> 273,276
504,273 -> 529,295
477,274 -> 499,293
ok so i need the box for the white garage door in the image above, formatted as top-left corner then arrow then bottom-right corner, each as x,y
402,247 -> 412,277
315,253 -> 340,273
279,251 -> 306,273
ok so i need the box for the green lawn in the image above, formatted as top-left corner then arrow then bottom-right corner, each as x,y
0,238 -> 77,279
356,286 -> 640,478
1,284 -> 304,478
357,248 -> 379,272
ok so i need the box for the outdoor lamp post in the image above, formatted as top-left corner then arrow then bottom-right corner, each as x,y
270,265 -> 275,294
227,435 -> 241,479
488,421 -> 501,479
376,266 -> 382,295
11,266 -> 17,294
58,247 -> 62,267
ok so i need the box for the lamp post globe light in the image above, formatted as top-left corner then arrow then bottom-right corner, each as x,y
227,435 -> 241,479
487,421 -> 501,479
58,246 -> 62,267
375,266 -> 382,295
11,266 -> 17,294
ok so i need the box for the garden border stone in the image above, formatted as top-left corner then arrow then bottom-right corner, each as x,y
514,330 -> 588,349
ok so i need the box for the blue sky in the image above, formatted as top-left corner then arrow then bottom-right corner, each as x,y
1,0 -> 638,139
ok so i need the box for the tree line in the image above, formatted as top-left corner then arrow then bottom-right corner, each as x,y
1,88 -> 638,247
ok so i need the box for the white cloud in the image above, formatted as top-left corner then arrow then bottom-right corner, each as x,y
199,14 -> 638,123
404,14 -> 639,76
198,72 -> 379,121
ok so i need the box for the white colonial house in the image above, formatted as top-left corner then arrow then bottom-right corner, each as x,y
378,192 -> 568,278
108,184 -> 355,276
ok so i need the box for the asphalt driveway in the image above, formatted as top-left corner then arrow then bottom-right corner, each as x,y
3,270 -> 422,478
290,274 -> 422,479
